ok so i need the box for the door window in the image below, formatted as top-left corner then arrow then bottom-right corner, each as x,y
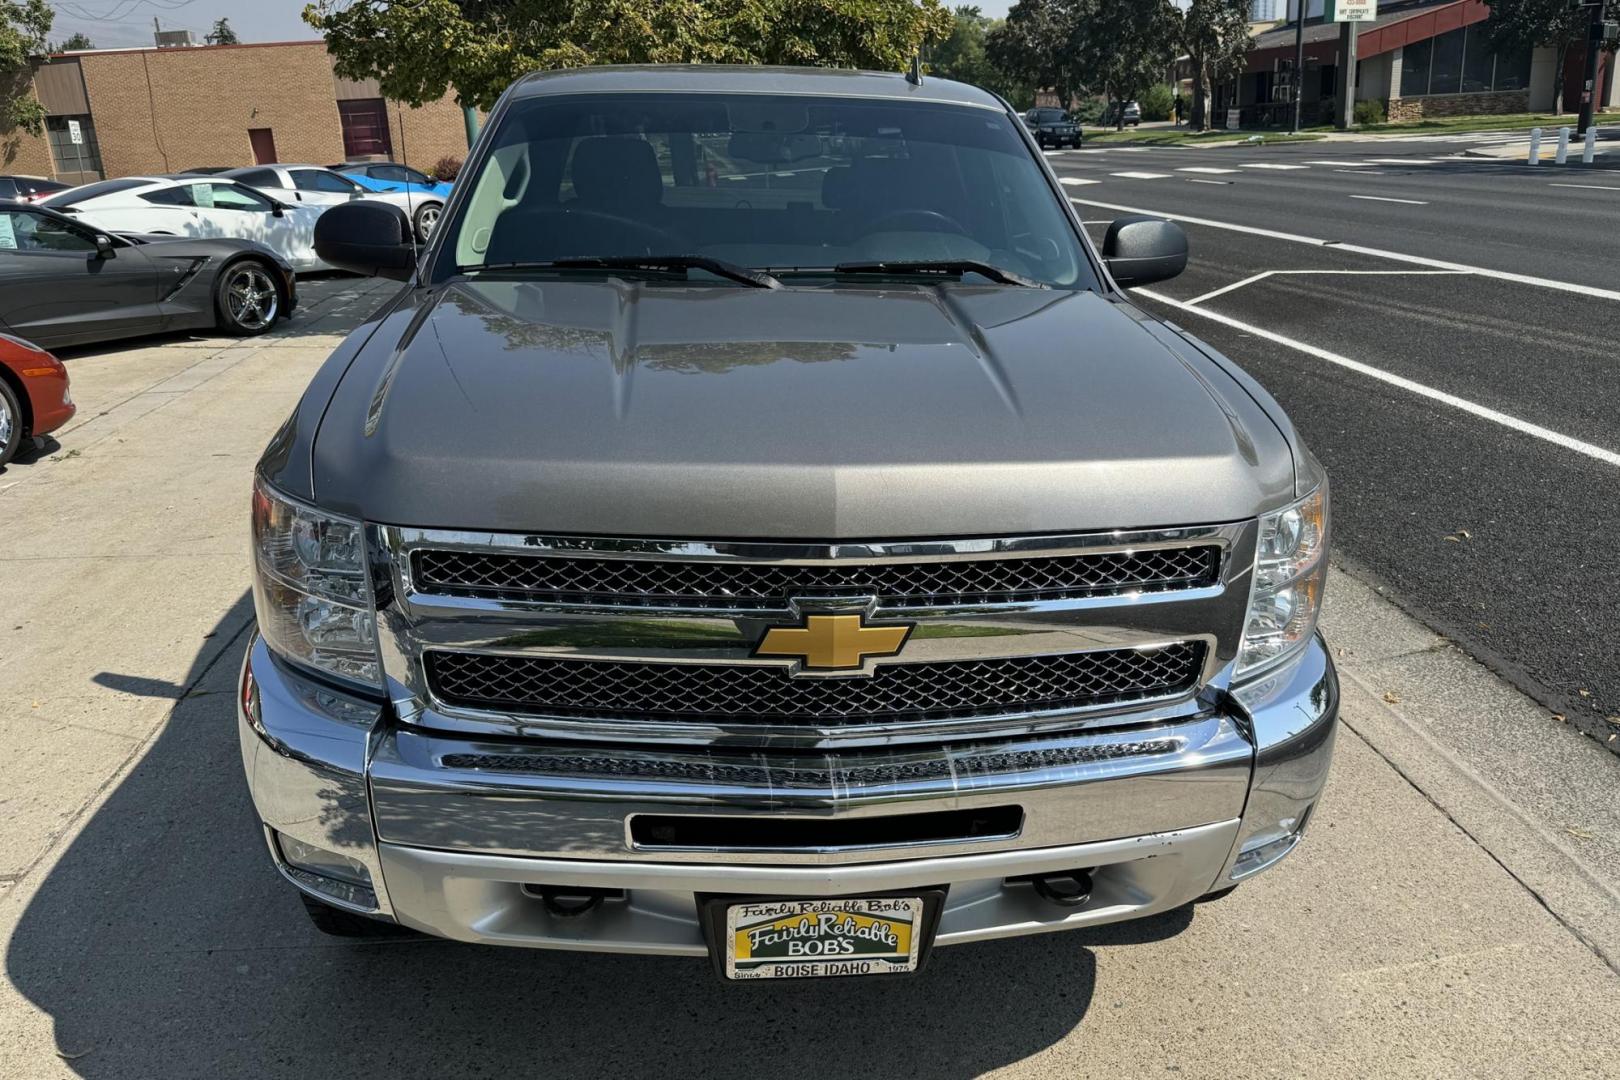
201,183 -> 275,211
0,209 -> 99,253
140,186 -> 196,206
291,169 -> 359,193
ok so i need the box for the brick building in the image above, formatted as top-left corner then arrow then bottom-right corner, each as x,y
1,40 -> 472,183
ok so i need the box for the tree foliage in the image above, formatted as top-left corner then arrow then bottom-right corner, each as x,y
930,5 -> 1030,105
1180,0 -> 1250,129
51,31 -> 94,51
306,0 -> 954,110
206,17 -> 240,45
987,0 -> 1177,120
2,0 -> 51,136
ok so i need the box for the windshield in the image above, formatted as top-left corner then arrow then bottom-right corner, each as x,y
41,177 -> 148,207
441,92 -> 1094,289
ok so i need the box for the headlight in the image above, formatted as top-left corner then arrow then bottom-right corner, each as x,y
251,476 -> 382,688
1236,484 -> 1328,680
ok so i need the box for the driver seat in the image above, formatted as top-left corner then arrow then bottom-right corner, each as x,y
486,136 -> 675,263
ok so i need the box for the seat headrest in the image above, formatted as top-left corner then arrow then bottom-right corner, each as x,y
570,137 -> 662,207
820,166 -> 855,209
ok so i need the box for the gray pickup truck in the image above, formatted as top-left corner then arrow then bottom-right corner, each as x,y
241,65 -> 1335,981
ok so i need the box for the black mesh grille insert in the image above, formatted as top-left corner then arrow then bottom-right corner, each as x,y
425,642 -> 1205,726
412,546 -> 1221,609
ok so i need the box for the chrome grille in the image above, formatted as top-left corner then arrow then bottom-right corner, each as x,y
425,642 -> 1205,725
412,546 -> 1221,609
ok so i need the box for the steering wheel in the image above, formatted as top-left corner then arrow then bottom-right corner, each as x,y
864,208 -> 970,236
529,206 -> 686,253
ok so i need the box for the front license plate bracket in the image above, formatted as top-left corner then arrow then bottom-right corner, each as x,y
698,888 -> 947,982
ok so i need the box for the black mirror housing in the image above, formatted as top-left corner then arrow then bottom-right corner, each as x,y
1102,215 -> 1188,288
314,200 -> 416,281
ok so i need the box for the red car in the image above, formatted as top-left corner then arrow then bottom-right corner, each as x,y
0,333 -> 75,466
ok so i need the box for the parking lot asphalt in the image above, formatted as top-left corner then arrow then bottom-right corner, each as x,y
1056,129 -> 1620,752
2,250 -> 1619,1074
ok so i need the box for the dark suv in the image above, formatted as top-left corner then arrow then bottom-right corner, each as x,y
1023,107 -> 1082,148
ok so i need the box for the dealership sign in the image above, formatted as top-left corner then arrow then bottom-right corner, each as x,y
1328,0 -> 1377,20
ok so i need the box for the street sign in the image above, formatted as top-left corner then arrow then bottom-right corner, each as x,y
1328,0 -> 1377,20
67,119 -> 82,145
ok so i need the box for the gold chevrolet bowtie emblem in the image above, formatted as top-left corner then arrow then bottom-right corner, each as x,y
754,614 -> 914,672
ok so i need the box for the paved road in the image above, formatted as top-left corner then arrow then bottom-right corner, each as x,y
1049,130 -> 1620,750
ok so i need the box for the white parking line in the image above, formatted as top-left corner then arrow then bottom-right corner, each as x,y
1363,158 -> 1442,165
1349,194 -> 1429,205
1060,177 -> 1101,185
1240,163 -> 1310,170
1177,166 -> 1238,174
1186,178 -> 1233,185
1550,183 -> 1620,192
1181,269 -> 1469,307
1134,288 -> 1620,469
1111,172 -> 1172,180
1067,196 -> 1620,303
1309,160 -> 1376,167
1336,169 -> 1386,175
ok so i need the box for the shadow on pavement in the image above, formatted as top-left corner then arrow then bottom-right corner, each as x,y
6,594 -> 1194,1079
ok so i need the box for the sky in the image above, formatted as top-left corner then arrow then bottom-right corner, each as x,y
40,0 -> 1061,53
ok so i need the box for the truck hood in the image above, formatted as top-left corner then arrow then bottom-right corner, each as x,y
309,280 -> 1295,537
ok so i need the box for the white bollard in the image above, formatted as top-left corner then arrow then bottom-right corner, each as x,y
1555,126 -> 1570,165
1583,126 -> 1598,165
1528,127 -> 1542,165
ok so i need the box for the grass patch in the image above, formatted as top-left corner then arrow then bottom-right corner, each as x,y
1318,111 -> 1618,136
1084,128 -> 1325,147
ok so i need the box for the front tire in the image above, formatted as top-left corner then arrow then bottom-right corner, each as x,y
215,259 -> 280,336
414,201 -> 442,242
0,379 -> 23,468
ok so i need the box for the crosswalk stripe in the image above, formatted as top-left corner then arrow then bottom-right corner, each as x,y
1363,158 -> 1441,165
1177,166 -> 1238,174
1240,163 -> 1310,170
1059,177 -> 1101,185
1110,171 -> 1172,180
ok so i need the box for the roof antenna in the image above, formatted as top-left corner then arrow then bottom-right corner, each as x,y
906,51 -> 923,86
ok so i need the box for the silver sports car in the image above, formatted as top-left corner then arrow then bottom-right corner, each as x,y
0,200 -> 296,350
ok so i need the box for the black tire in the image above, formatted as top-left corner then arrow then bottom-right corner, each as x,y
0,377 -> 23,468
298,891 -> 416,938
215,258 -> 281,336
413,201 -> 443,242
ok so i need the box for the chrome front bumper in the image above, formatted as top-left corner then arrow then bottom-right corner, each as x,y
237,632 -> 1337,953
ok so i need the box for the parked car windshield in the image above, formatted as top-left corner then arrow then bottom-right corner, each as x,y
443,92 -> 1094,289
40,177 -> 149,207
1034,108 -> 1071,123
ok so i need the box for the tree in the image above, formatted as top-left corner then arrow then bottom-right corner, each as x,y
1078,0 -> 1178,130
1487,0 -> 1590,114
50,31 -> 95,52
305,0 -> 954,111
206,17 -> 239,45
931,5 -> 1030,104
1180,0 -> 1250,130
985,0 -> 1086,109
2,0 -> 51,138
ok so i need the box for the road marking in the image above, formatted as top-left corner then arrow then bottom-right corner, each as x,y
1178,166 -> 1238,174
1067,196 -> 1620,303
1309,160 -> 1376,167
1186,178 -> 1233,185
1549,182 -> 1620,192
1060,176 -> 1101,186
1134,287 -> 1620,469
1240,163 -> 1310,170
1363,158 -> 1441,165
1108,147 -> 1154,152
1111,171 -> 1172,180
1349,194 -> 1429,205
1181,269 -> 1469,307
1336,169 -> 1386,175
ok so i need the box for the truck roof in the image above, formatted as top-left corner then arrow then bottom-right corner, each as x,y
508,64 -> 1006,111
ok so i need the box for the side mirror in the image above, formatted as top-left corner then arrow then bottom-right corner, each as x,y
1102,215 -> 1187,288
270,201 -> 285,218
314,200 -> 416,280
93,233 -> 115,259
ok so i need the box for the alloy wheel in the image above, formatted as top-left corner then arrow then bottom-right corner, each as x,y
225,265 -> 278,331
418,204 -> 441,240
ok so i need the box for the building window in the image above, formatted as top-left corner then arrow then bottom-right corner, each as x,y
1429,28 -> 1466,96
1462,27 -> 1496,92
1400,25 -> 1536,98
45,115 -> 103,182
1400,39 -> 1433,97
1494,46 -> 1532,92
338,99 -> 393,160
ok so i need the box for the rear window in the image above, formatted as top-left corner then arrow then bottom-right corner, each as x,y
41,177 -> 148,206
444,91 -> 1094,289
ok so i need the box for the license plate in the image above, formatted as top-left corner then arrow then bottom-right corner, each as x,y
723,897 -> 925,980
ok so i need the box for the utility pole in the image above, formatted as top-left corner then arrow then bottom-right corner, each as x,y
1575,0 -> 1608,137
462,105 -> 479,150
1291,0 -> 1308,132
1336,17 -> 1357,129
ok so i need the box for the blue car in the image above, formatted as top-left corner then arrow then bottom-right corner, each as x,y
332,161 -> 454,201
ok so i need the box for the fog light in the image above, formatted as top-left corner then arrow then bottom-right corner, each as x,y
274,832 -> 377,909
1229,805 -> 1314,881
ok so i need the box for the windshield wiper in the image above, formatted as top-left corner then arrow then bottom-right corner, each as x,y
458,255 -> 781,289
830,260 -> 1045,288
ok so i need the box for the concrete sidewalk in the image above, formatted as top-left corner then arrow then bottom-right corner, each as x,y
1,279 -> 1616,1078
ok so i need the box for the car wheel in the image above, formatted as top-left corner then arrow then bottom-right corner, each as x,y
215,259 -> 280,336
298,891 -> 416,938
0,378 -> 23,468
414,202 -> 442,242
